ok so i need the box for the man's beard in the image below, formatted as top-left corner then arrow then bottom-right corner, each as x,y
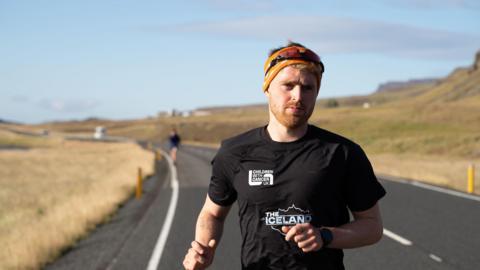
270,101 -> 313,129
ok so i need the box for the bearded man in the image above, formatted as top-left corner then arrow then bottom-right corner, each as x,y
183,42 -> 386,270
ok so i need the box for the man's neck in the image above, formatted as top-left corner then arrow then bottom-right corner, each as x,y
266,120 -> 308,142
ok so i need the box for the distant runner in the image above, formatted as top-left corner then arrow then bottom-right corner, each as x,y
169,128 -> 181,164
183,41 -> 386,270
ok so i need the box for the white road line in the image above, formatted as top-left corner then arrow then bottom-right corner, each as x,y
384,229 -> 447,264
383,229 -> 413,246
429,254 -> 443,263
411,181 -> 480,202
146,150 -> 179,270
384,228 -> 446,264
380,175 -> 480,202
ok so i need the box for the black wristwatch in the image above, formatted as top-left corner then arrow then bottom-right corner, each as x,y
319,228 -> 333,249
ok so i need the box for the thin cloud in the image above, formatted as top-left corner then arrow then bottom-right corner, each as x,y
205,0 -> 275,11
11,95 -> 30,103
384,0 -> 480,9
203,0 -> 480,12
38,99 -> 99,113
161,15 -> 480,60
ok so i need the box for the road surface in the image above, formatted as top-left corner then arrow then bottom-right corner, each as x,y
46,145 -> 480,270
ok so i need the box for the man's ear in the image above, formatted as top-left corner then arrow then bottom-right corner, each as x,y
316,75 -> 322,93
315,80 -> 321,97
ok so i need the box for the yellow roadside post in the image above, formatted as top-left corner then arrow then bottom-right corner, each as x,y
136,167 -> 143,199
467,164 -> 475,194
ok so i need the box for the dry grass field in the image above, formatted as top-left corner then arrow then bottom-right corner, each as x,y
0,128 -> 154,270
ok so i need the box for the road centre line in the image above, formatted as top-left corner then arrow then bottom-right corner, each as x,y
429,254 -> 443,263
384,229 -> 446,264
383,229 -> 413,246
146,150 -> 179,270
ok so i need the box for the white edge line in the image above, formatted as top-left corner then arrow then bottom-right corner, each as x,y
379,175 -> 480,202
410,181 -> 480,202
383,228 -> 413,246
146,150 -> 179,270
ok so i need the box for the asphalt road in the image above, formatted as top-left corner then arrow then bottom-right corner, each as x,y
45,145 -> 480,270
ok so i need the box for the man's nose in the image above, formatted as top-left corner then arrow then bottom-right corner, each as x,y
291,86 -> 303,101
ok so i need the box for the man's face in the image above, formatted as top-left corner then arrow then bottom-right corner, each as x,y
266,66 -> 319,129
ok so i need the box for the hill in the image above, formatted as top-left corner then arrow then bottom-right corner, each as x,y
408,61 -> 480,104
0,119 -> 20,125
375,78 -> 439,93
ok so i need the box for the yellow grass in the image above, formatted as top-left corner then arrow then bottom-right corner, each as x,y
0,134 -> 154,270
370,153 -> 480,193
0,129 -> 60,149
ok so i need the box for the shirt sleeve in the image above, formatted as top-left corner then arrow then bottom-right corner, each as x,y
208,145 -> 238,206
344,144 -> 386,212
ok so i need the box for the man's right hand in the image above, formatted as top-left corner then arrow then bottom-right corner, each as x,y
183,239 -> 216,270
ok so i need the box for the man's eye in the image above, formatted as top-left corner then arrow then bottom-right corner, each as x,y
303,85 -> 314,91
283,84 -> 294,90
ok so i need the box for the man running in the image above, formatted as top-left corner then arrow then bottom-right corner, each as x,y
169,128 -> 181,163
183,42 -> 386,270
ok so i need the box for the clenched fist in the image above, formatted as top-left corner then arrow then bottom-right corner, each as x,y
183,239 -> 216,270
282,224 -> 323,252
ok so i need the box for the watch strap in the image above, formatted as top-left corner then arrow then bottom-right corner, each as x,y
319,228 -> 333,249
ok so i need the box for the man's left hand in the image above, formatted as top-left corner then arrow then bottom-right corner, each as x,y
282,224 -> 322,252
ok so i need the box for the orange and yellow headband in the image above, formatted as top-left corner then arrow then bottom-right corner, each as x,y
262,46 -> 324,92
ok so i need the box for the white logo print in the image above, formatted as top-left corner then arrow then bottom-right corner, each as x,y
262,204 -> 312,235
248,170 -> 274,186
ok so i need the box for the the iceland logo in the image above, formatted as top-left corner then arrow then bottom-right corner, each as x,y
262,204 -> 313,235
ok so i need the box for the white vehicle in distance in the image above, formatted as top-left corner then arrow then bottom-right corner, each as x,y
93,126 -> 106,139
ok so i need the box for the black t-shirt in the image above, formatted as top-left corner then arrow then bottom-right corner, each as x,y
208,125 -> 386,270
169,134 -> 181,148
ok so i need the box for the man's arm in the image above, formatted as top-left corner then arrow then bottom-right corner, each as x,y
183,195 -> 231,270
195,195 -> 231,246
327,202 -> 383,249
283,202 -> 383,252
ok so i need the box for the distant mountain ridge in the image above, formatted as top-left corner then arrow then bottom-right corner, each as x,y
320,49 -> 480,107
0,119 -> 20,125
375,78 -> 439,93
409,49 -> 480,104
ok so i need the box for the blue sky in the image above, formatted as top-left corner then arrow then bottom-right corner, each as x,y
1,0 -> 479,123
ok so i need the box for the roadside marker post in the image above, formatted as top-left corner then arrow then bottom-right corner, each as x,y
468,164 -> 475,194
136,167 -> 143,199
